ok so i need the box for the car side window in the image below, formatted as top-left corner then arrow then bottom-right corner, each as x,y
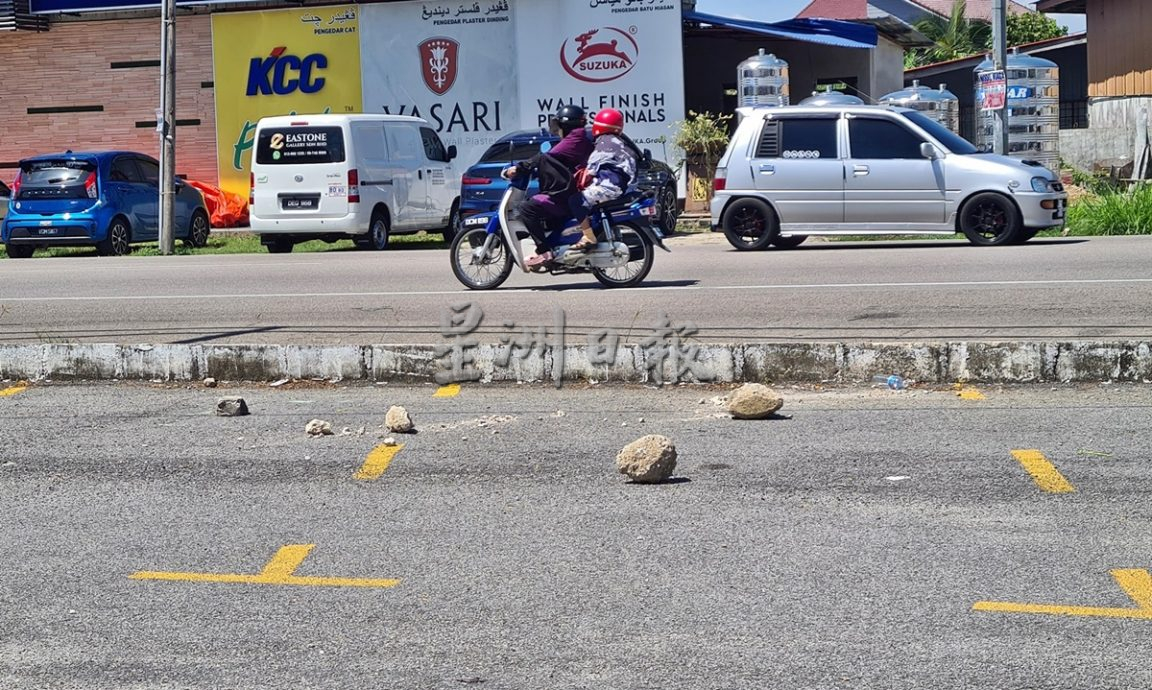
848,118 -> 926,159
754,118 -> 838,160
419,127 -> 449,163
111,157 -> 143,183
385,125 -> 422,162
136,158 -> 161,186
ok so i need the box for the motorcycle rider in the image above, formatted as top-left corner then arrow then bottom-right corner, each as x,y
501,104 -> 594,268
570,108 -> 639,251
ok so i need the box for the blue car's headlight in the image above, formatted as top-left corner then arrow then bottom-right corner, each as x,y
1031,176 -> 1050,193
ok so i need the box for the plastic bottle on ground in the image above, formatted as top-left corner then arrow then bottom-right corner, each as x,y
872,374 -> 906,390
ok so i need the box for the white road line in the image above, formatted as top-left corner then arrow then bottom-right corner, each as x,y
3,277 -> 1152,302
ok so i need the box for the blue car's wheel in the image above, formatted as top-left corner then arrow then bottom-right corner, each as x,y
97,217 -> 132,256
5,244 -> 34,259
184,210 -> 210,248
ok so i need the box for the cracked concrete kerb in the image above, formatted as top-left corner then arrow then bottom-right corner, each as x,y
1,341 -> 1151,384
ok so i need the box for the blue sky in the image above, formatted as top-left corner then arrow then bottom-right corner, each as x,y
696,0 -> 1087,32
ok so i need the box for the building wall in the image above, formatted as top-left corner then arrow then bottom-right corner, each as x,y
0,14 -> 217,184
1086,0 -> 1152,97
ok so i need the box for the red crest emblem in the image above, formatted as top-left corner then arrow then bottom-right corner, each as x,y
419,37 -> 459,96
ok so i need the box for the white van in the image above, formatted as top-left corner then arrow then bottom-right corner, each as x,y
249,114 -> 460,253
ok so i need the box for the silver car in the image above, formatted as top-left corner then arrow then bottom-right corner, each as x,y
710,104 -> 1068,248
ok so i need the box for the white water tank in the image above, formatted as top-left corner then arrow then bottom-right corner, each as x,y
880,80 -> 960,134
800,86 -> 865,107
974,50 -> 1060,169
738,49 -> 789,107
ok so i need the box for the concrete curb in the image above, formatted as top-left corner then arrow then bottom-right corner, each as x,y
2,341 -> 1151,384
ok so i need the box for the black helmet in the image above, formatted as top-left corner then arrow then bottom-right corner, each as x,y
555,104 -> 587,132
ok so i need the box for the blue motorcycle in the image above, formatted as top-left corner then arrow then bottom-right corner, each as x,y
450,169 -> 670,290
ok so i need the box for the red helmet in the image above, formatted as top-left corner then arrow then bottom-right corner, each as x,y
592,108 -> 625,137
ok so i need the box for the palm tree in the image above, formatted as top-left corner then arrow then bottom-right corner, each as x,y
905,0 -> 992,68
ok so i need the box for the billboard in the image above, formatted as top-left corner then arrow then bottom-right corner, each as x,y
359,0 -> 518,176
211,5 -> 363,197
515,0 -> 684,161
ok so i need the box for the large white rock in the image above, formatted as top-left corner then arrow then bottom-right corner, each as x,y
305,419 -> 334,436
385,405 -> 415,433
616,434 -> 677,483
727,383 -> 784,419
215,396 -> 249,417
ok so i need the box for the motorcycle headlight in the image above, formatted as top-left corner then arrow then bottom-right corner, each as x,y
1031,176 -> 1050,193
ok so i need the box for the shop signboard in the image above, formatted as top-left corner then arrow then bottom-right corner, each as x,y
31,0 -> 263,12
211,5 -> 363,197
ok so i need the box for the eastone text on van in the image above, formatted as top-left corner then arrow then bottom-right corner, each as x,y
249,113 -> 460,253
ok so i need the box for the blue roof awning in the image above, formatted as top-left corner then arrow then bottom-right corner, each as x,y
683,10 -> 878,50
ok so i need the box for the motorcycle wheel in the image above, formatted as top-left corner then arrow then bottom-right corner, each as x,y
593,222 -> 654,289
451,227 -> 514,290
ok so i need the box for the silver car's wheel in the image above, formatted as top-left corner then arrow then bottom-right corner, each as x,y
450,227 -> 513,290
722,198 -> 776,251
961,192 -> 1021,246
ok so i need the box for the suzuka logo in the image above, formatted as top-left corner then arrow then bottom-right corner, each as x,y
245,46 -> 328,97
419,37 -> 459,96
559,27 -> 638,83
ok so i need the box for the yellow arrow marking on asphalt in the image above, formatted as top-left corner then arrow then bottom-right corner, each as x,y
1011,449 -> 1075,493
354,443 -> 404,481
0,385 -> 28,397
130,544 -> 399,588
434,383 -> 461,397
975,569 -> 1152,619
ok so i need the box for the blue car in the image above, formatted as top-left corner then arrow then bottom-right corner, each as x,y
2,151 -> 211,258
459,129 -> 681,235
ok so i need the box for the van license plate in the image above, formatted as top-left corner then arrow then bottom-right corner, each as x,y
282,197 -> 317,210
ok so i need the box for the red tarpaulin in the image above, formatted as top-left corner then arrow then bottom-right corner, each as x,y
186,180 -> 249,228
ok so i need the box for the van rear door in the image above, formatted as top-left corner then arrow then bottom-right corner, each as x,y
254,125 -> 351,219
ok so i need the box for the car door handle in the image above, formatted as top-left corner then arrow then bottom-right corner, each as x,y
853,165 -> 870,176
418,170 -> 423,180
759,164 -> 775,175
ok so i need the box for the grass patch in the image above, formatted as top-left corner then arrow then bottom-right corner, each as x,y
0,229 -> 449,259
1065,185 -> 1152,235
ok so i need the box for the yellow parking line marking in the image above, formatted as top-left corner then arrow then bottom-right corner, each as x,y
1011,449 -> 1075,493
130,544 -> 400,588
0,385 -> 28,397
974,569 -> 1152,620
434,384 -> 461,397
958,386 -> 986,400
354,443 -> 404,481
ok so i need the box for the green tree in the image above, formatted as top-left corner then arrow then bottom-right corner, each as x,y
905,0 -> 991,68
1007,11 -> 1068,46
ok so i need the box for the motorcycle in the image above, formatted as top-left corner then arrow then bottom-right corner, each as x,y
449,170 -> 670,290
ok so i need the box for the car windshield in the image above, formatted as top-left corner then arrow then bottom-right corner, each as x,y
478,141 -> 552,164
900,111 -> 979,155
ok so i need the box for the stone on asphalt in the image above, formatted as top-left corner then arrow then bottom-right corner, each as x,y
215,396 -> 249,417
306,419 -> 334,436
385,405 -> 415,433
727,383 -> 784,419
616,434 -> 678,483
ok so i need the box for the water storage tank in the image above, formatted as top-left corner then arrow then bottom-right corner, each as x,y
738,49 -> 789,107
974,50 -> 1060,170
879,80 -> 960,134
799,86 -> 865,107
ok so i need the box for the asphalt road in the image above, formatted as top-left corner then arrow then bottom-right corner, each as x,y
3,381 -> 1152,689
2,235 -> 1152,345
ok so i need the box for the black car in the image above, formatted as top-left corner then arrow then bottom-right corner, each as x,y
459,129 -> 681,234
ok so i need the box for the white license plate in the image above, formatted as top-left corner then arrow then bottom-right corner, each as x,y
283,197 -> 318,210
640,206 -> 657,216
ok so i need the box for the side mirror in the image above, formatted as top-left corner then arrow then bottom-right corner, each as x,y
642,148 -> 653,166
920,142 -> 941,160
446,145 -> 457,161
174,178 -> 185,189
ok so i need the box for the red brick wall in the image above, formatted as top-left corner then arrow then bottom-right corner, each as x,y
0,15 -> 218,185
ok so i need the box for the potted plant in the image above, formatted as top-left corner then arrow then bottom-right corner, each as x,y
670,110 -> 732,213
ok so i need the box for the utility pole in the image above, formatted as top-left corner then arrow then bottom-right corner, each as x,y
991,0 -> 1009,155
159,0 -> 176,254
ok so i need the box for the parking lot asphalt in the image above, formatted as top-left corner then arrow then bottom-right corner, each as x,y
3,381 -> 1152,689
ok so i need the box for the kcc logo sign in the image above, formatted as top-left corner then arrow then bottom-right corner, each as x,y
246,46 -> 328,96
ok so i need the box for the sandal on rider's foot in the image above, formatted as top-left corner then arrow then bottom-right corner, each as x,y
570,237 -> 596,251
525,251 -> 553,268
